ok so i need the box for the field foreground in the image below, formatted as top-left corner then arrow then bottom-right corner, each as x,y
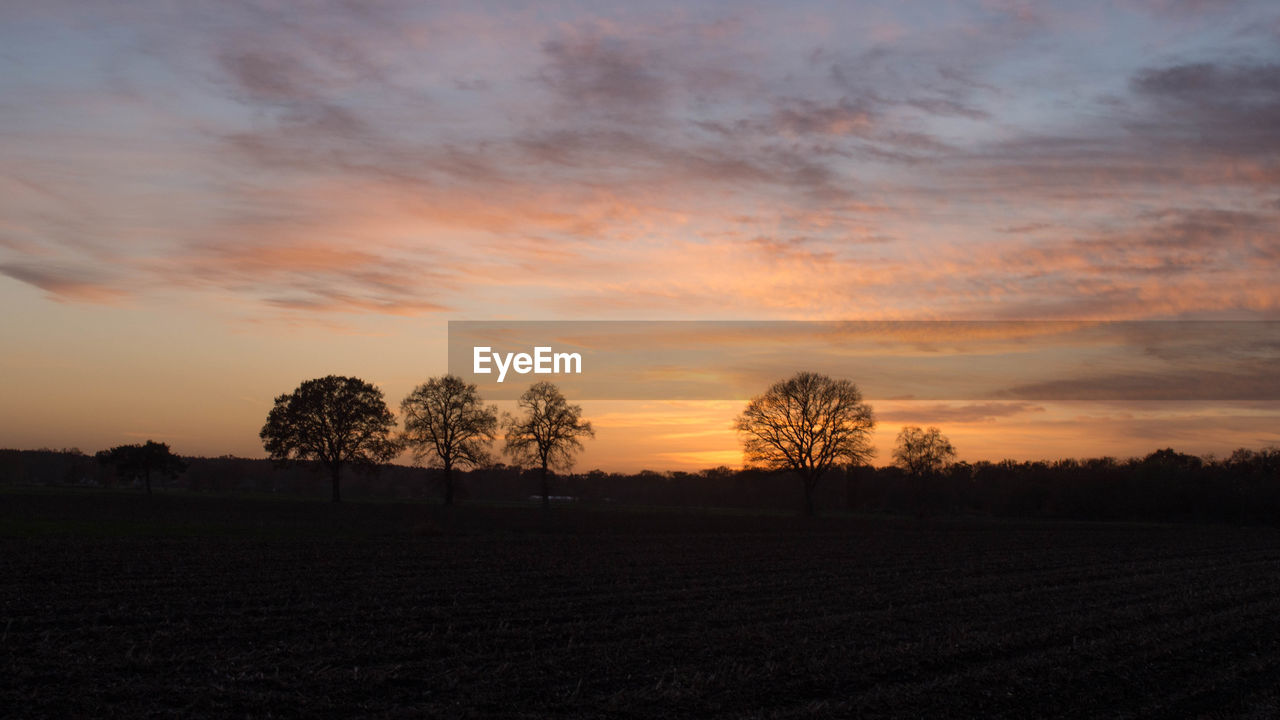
4,490 -> 1280,718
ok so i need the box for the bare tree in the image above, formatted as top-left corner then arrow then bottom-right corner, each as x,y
893,426 -> 956,477
503,381 -> 594,510
260,375 -> 401,502
96,440 -> 186,495
735,371 -> 875,516
400,374 -> 498,506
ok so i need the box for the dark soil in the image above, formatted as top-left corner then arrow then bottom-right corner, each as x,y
4,490 -> 1280,718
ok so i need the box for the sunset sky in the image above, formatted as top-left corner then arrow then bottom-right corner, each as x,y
2,0 -> 1278,471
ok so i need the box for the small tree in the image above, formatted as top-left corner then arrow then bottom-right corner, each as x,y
503,381 -> 594,510
400,375 -> 498,506
735,371 -> 876,516
893,426 -> 956,477
260,375 -> 401,502
96,441 -> 187,495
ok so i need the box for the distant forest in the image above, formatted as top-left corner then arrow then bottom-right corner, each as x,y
3,447 -> 1280,525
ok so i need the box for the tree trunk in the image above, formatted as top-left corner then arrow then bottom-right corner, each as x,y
803,474 -> 816,517
541,463 -> 550,511
330,463 -> 342,503
443,461 -> 454,506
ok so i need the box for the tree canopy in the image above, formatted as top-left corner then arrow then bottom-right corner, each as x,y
260,375 -> 401,502
893,426 -> 957,477
735,371 -> 875,516
96,440 -> 187,495
400,374 -> 498,505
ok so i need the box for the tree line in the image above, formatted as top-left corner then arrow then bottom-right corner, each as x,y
8,445 -> 1280,524
81,370 -> 921,513
16,370 -> 1278,523
260,375 -> 594,506
257,370 -> 888,513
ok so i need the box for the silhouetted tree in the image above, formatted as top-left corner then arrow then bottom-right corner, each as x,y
400,374 -> 498,506
735,371 -> 876,516
893,426 -> 956,477
1142,447 -> 1203,471
260,375 -> 401,502
503,381 -> 594,510
96,440 -> 187,495
1229,447 -> 1280,475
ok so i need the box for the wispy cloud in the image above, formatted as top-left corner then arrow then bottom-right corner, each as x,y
0,262 -> 127,303
877,401 -> 1047,424
1,0 -> 1277,322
